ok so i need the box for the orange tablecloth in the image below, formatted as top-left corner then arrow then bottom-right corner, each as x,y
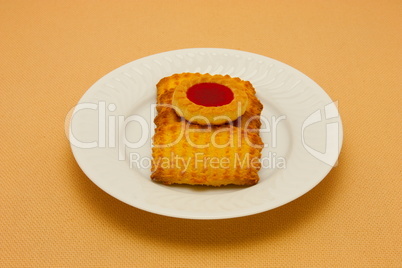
1,1 -> 400,267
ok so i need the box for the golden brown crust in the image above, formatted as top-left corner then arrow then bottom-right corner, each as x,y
151,125 -> 263,186
151,73 -> 264,186
171,73 -> 249,125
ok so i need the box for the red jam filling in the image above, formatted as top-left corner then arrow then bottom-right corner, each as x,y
186,83 -> 234,107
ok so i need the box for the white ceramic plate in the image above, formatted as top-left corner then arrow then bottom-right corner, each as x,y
69,48 -> 343,219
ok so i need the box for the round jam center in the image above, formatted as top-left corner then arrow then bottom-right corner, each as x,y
186,83 -> 234,107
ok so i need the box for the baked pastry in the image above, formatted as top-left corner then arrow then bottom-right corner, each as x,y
151,73 -> 264,186
172,73 -> 249,125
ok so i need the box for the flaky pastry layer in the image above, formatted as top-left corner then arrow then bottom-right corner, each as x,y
151,73 -> 264,186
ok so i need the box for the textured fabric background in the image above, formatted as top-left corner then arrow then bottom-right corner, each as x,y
1,0 -> 401,267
